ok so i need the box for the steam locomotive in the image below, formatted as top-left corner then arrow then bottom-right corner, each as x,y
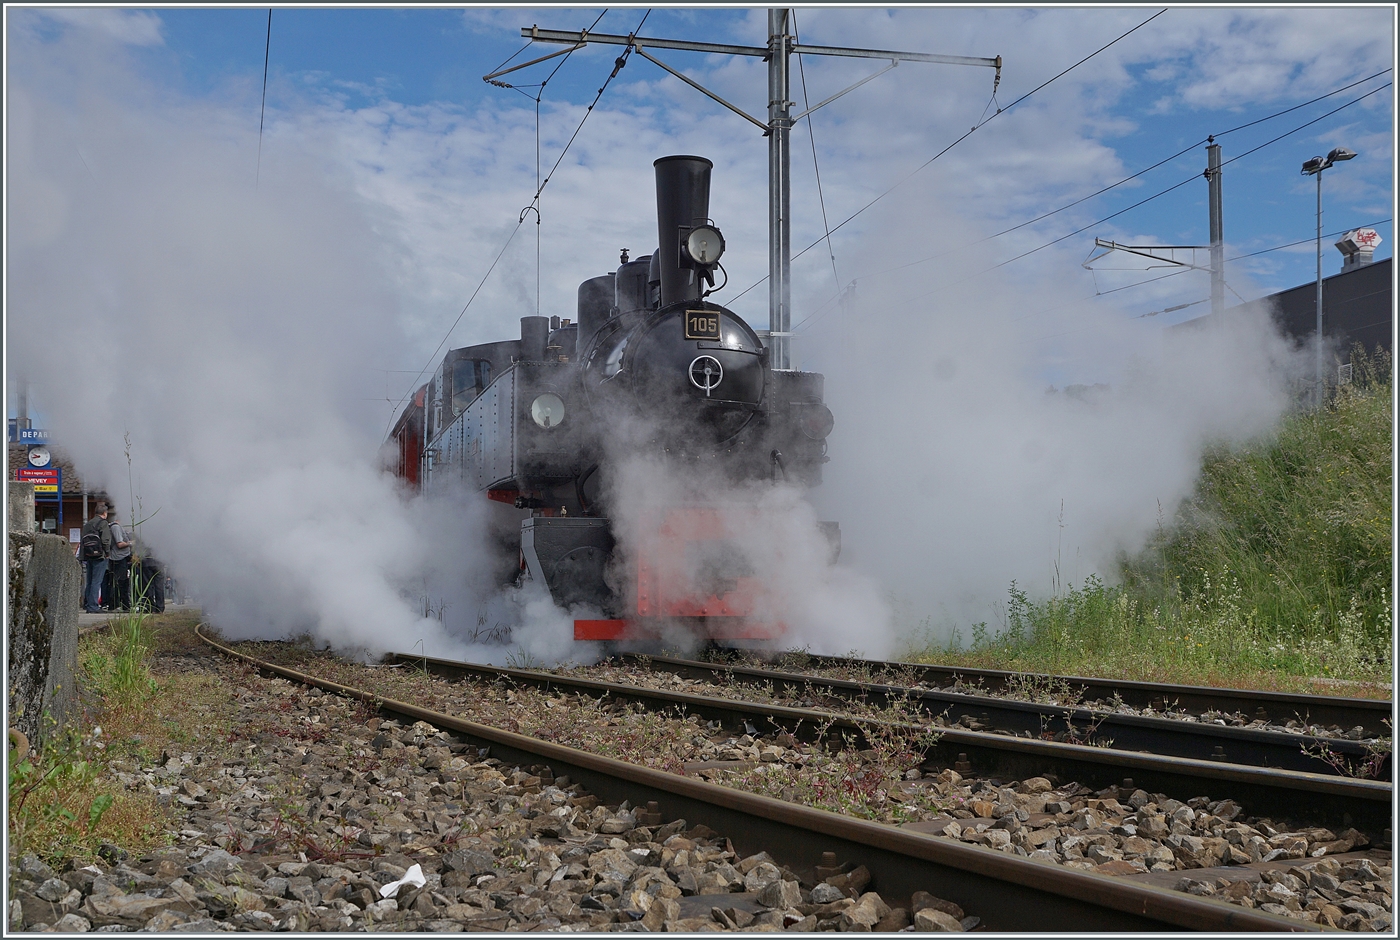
388,156 -> 836,643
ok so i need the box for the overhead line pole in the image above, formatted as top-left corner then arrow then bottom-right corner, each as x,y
509,14 -> 999,370
1083,142 -> 1228,321
1206,138 -> 1224,319
768,9 -> 793,370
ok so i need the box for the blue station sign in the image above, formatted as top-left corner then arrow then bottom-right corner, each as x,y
8,422 -> 50,444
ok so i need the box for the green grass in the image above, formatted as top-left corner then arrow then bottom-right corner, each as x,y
8,612 -> 213,866
82,611 -> 158,703
909,348 -> 1392,693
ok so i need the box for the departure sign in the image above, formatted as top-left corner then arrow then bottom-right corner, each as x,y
16,467 -> 59,494
684,309 -> 721,341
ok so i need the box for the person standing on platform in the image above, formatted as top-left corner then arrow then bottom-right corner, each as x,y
80,504 -> 112,613
106,508 -> 134,611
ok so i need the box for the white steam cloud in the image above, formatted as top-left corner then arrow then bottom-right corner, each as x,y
7,25 -> 480,659
8,16 -> 1309,664
806,187 -> 1305,643
603,454 -> 894,659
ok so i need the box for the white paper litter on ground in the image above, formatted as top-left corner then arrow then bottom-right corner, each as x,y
378,863 -> 426,898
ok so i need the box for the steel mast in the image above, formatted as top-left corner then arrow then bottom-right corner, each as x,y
767,10 -> 794,369
493,11 -> 1000,370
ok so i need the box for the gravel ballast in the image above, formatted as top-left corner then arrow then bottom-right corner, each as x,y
9,635 -> 1390,932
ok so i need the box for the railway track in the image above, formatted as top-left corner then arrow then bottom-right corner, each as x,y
601,652 -> 1392,780
200,629 -> 1334,931
383,652 -> 1390,837
722,650 -> 1394,736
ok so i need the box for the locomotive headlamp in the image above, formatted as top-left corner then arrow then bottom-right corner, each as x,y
685,226 -> 725,266
799,403 -> 835,440
530,393 -> 566,429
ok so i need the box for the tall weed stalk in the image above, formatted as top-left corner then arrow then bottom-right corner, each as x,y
84,611 -> 157,704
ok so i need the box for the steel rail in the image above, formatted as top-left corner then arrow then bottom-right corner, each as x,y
200,628 -> 1317,932
618,653 -> 1390,780
770,651 -> 1392,734
381,653 -> 1391,836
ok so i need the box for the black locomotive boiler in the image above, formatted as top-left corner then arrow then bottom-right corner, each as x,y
389,156 -> 836,642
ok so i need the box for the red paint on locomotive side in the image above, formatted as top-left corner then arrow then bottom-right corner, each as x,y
573,619 -> 628,641
572,506 -> 785,643
388,386 -> 427,490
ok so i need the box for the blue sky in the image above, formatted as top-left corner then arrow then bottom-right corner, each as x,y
6,6 -> 1394,633
143,6 -> 1394,283
9,5 -> 1396,417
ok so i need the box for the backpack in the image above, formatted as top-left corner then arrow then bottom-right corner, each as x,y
81,518 -> 107,563
81,522 -> 106,561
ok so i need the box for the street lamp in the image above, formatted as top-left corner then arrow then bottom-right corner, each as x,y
1301,146 -> 1357,406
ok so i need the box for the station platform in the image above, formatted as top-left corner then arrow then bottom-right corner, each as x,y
78,603 -> 200,630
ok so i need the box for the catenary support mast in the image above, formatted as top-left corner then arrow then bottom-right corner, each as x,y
768,10 -> 793,369
1207,138 -> 1224,319
500,12 -> 999,370
1083,141 -> 1230,321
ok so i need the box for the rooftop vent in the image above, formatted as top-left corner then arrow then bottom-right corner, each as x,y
1335,228 -> 1382,273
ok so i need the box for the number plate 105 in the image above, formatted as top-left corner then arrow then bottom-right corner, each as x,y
684,310 -> 721,341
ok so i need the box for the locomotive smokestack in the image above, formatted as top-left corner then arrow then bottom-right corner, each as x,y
520,315 -> 549,361
654,155 -> 713,308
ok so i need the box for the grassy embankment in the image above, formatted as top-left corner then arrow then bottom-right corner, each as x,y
7,610 -> 227,865
911,350 -> 1392,695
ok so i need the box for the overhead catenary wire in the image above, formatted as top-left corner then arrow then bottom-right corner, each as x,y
383,10 -> 650,432
954,218 -> 1394,337
1014,215 -> 1395,344
851,67 -> 1394,286
988,211 -> 1392,328
791,12 -> 841,296
793,80 -> 1391,335
380,220 -> 527,438
980,81 -> 1391,276
483,9 -> 615,318
256,9 -> 271,186
516,9 -> 649,215
1217,82 -> 1391,168
492,10 -> 609,318
505,8 -> 650,326
1035,216 -> 1393,318
796,215 -> 1393,343
730,8 -> 1168,305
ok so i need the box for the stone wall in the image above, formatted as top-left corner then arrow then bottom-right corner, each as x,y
8,481 -> 82,748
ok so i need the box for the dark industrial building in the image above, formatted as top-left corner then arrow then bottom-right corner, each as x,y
1176,234 -> 1392,374
1256,255 -> 1392,357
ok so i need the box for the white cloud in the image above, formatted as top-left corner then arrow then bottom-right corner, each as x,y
6,6 -> 1390,650
33,8 -> 165,47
